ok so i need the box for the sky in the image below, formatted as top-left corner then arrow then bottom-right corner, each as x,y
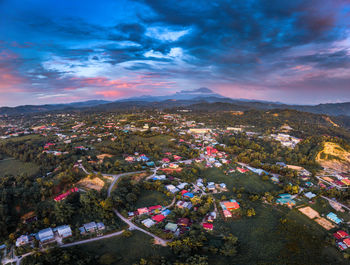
1,0 -> 350,107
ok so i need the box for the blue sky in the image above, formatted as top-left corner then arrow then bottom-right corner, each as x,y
1,0 -> 350,106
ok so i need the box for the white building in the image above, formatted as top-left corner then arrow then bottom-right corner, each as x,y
16,235 -> 29,247
57,225 -> 72,238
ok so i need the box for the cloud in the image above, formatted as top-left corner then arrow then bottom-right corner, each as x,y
1,0 -> 350,105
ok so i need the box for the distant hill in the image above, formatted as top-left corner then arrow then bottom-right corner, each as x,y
1,88 -> 350,117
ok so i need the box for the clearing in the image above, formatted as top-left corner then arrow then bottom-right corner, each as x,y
77,176 -> 106,191
134,190 -> 171,209
0,156 -> 40,177
316,142 -> 350,171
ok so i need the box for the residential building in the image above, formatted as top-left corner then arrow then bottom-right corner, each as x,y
16,235 -> 29,247
37,228 -> 54,243
56,225 -> 72,238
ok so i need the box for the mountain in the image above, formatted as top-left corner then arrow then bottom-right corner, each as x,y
119,87 -> 225,102
0,100 -> 110,115
1,88 -> 350,117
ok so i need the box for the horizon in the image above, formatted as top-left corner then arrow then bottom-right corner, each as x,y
1,0 -> 350,106
1,87 -> 350,108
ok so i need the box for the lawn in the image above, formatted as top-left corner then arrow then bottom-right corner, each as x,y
211,203 -> 347,265
0,156 -> 40,177
134,190 -> 171,208
201,167 -> 280,194
130,134 -> 173,153
77,230 -> 171,265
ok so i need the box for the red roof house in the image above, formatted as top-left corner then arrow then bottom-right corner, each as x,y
152,214 -> 165,223
54,188 -> 78,202
148,205 -> 162,211
343,238 -> 350,247
137,207 -> 149,215
334,230 -> 349,240
202,223 -> 213,230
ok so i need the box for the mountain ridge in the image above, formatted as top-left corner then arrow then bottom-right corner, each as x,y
1,88 -> 350,117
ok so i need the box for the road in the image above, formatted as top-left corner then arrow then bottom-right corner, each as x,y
81,164 -> 169,246
321,195 -> 350,212
2,167 -> 155,265
61,230 -> 125,248
113,210 -> 169,246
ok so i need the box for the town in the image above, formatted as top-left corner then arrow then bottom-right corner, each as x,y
0,109 -> 349,264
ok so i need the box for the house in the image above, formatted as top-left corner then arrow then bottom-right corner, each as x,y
207,182 -> 216,190
125,156 -> 134,162
137,207 -> 149,215
173,155 -> 182,161
181,190 -> 189,195
56,225 -> 72,238
153,175 -> 166,181
183,192 -> 194,198
148,205 -> 162,212
177,183 -> 188,190
223,210 -> 232,218
327,212 -> 342,224
139,155 -> 149,162
54,187 -> 79,202
202,223 -> 213,231
237,167 -> 249,173
337,241 -> 348,250
333,230 -> 349,240
271,176 -> 279,183
177,218 -> 190,227
146,161 -> 155,167
304,192 -> 316,200
161,209 -> 171,216
97,222 -> 105,231
152,214 -> 166,223
165,222 -> 178,232
220,200 -> 240,211
166,185 -> 179,193
84,222 -> 97,232
37,228 -> 54,243
343,238 -> 350,248
169,163 -> 179,169
16,235 -> 29,247
142,218 -> 156,228
219,183 -> 226,189
276,197 -> 296,207
176,201 -> 192,209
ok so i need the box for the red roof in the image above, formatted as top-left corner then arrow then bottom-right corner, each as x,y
202,223 -> 213,230
343,238 -> 350,247
237,167 -> 249,173
54,187 -> 78,201
148,205 -> 162,211
334,230 -> 349,239
181,190 -> 188,195
152,214 -> 165,223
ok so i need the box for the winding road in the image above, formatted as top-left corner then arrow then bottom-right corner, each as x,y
2,166 -> 165,265
82,164 -> 169,246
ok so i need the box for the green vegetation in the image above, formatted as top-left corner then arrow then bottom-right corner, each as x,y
77,231 -> 171,265
0,156 -> 40,177
134,190 -> 171,208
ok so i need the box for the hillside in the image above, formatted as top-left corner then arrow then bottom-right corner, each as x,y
316,142 -> 350,172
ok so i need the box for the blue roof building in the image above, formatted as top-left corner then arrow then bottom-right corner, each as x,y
327,212 -> 342,224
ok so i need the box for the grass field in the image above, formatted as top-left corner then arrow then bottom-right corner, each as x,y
134,190 -> 171,208
201,167 -> 280,194
0,156 -> 40,177
131,135 -> 173,152
211,203 -> 346,265
77,230 -> 171,264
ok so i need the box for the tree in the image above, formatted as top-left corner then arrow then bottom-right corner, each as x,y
246,208 -> 256,217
